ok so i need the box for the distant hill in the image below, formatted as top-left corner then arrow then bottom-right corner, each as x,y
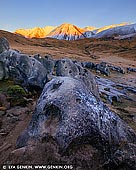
93,23 -> 136,38
0,30 -> 34,46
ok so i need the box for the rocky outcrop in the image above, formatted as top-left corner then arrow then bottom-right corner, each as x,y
127,67 -> 136,72
96,62 -> 110,76
55,58 -> 99,98
82,61 -> 96,69
108,65 -> 125,74
83,61 -> 125,75
0,50 -> 47,90
96,76 -> 136,104
34,54 -> 55,75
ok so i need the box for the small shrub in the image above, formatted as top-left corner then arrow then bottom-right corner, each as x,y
7,85 -> 26,97
7,85 -> 27,107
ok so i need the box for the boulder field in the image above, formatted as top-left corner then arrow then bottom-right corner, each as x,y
0,38 -> 136,169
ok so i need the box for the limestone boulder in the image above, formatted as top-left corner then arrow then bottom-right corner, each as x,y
16,76 -> 136,168
0,50 -> 47,90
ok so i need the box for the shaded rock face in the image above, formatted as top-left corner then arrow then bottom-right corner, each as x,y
55,58 -> 99,98
82,61 -> 110,76
96,62 -> 110,76
82,61 -> 95,69
127,67 -> 136,72
0,61 -> 9,80
0,37 -> 10,80
34,54 -> 55,74
56,58 -> 79,77
96,77 -> 136,104
0,50 -> 47,89
0,37 -> 10,54
109,65 -> 125,74
16,76 -> 136,167
83,61 -> 125,75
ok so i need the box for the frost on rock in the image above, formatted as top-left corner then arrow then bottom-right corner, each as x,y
16,76 -> 136,166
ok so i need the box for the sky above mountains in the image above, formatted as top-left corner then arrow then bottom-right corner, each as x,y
1,0 -> 136,32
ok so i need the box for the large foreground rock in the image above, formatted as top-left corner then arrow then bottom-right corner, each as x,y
16,76 -> 136,168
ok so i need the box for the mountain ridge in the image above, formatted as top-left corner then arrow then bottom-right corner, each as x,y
93,23 -> 136,38
15,26 -> 56,38
13,22 -> 136,40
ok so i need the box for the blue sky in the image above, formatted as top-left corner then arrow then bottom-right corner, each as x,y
0,0 -> 136,32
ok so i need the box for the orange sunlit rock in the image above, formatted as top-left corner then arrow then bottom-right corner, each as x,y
14,22 -> 131,39
15,26 -> 56,38
47,23 -> 86,40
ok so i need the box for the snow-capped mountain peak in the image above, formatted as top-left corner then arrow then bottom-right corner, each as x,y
47,23 -> 86,40
14,22 -> 136,40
